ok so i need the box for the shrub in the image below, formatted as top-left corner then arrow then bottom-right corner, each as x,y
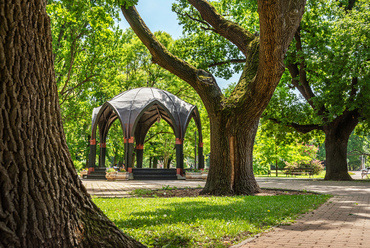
253,161 -> 270,175
284,160 -> 324,175
302,160 -> 324,175
284,161 -> 298,173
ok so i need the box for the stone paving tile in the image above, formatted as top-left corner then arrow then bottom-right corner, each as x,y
83,179 -> 206,198
238,195 -> 370,248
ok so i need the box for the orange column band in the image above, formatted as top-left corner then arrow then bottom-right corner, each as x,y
100,143 -> 106,148
199,142 -> 204,147
176,138 -> 183,144
176,168 -> 183,176
136,144 -> 144,149
124,137 -> 134,143
90,139 -> 96,145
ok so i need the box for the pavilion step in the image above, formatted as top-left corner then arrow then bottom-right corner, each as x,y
85,174 -> 106,180
132,168 -> 177,180
133,174 -> 178,180
86,168 -> 106,179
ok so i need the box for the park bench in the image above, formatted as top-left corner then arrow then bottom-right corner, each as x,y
285,168 -> 314,178
361,168 -> 370,179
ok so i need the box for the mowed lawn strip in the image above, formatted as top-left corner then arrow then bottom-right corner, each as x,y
93,194 -> 331,247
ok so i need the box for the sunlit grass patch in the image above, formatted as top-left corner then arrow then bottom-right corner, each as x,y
93,194 -> 330,247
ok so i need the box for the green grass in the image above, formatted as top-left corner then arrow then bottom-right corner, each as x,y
162,185 -> 178,190
93,194 -> 331,247
130,188 -> 156,197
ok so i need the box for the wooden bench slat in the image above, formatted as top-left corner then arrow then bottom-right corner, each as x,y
284,168 -> 314,177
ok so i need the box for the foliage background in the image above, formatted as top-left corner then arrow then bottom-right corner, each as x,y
47,0 -> 369,173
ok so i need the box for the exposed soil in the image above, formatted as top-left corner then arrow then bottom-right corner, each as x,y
132,188 -> 316,198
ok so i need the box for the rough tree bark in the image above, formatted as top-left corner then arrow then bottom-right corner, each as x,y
121,0 -> 306,195
0,0 -> 144,247
323,111 -> 359,180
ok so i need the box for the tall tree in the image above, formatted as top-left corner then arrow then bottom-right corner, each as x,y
0,0 -> 144,246
265,0 -> 370,180
121,0 -> 306,195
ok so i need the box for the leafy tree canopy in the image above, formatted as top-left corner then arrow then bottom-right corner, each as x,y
171,0 -> 259,80
47,0 -> 211,169
266,0 -> 370,126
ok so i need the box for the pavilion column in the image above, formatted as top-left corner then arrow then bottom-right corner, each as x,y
99,142 -> 106,168
88,139 -> 97,173
125,137 -> 134,173
175,138 -> 184,175
136,144 -> 144,168
198,142 -> 204,169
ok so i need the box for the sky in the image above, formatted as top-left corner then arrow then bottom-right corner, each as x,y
118,0 -> 240,89
119,0 -> 183,39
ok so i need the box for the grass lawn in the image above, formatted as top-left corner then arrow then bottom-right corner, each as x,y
93,194 -> 330,247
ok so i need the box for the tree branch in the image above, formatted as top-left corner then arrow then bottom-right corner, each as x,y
187,0 -> 255,56
287,28 -> 316,106
269,118 -> 323,134
172,8 -> 216,33
348,77 -> 358,104
121,4 -> 223,113
59,32 -> 79,95
208,59 -> 246,68
60,74 -> 97,96
235,0 -> 306,118
287,28 -> 327,119
200,26 -> 216,32
348,149 -> 370,156
287,63 -> 315,106
53,21 -> 66,61
144,132 -> 174,144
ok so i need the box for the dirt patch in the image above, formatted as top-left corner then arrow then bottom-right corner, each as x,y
131,188 -> 316,198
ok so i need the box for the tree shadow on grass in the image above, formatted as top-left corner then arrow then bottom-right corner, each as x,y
111,195 -> 329,247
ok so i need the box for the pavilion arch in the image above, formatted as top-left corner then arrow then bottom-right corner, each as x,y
88,87 -> 204,177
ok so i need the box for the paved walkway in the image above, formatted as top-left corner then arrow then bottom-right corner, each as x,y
82,174 -> 370,248
83,179 -> 206,198
236,179 -> 370,248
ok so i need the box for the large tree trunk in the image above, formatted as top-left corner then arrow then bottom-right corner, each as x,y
203,110 -> 261,195
323,111 -> 359,181
0,1 -> 144,247
324,131 -> 352,180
